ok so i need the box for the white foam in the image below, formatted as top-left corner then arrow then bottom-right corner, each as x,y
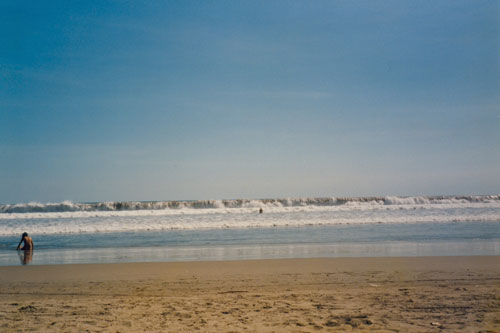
0,202 -> 499,236
2,195 -> 499,214
1,195 -> 499,236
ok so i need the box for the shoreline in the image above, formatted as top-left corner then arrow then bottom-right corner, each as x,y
1,254 -> 500,272
1,256 -> 499,331
2,235 -> 500,266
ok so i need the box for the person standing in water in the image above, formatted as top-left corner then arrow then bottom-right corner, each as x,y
16,232 -> 34,264
16,232 -> 34,251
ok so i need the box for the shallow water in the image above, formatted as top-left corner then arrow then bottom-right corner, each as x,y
2,196 -> 499,265
1,222 -> 499,266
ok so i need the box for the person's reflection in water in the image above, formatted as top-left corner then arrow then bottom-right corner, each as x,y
18,248 -> 33,265
16,232 -> 34,265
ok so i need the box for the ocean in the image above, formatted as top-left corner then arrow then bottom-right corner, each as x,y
1,195 -> 499,266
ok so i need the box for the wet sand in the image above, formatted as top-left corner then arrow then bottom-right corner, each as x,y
0,256 -> 499,332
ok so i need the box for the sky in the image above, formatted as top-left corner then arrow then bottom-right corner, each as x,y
1,0 -> 499,203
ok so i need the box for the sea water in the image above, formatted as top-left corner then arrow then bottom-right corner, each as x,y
0,195 -> 499,265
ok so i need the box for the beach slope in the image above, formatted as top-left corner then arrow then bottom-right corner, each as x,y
0,256 -> 499,332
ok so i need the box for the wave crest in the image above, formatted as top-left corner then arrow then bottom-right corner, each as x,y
1,195 -> 499,214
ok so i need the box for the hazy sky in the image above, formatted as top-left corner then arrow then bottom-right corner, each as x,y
1,0 -> 499,203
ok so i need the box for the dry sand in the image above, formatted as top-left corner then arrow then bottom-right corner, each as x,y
0,256 -> 499,332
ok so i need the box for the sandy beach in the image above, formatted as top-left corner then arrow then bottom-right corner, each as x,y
0,256 -> 499,332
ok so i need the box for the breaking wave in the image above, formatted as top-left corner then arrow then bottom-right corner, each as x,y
2,195 -> 499,214
0,195 -> 499,236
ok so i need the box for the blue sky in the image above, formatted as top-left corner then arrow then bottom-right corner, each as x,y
1,0 -> 499,203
